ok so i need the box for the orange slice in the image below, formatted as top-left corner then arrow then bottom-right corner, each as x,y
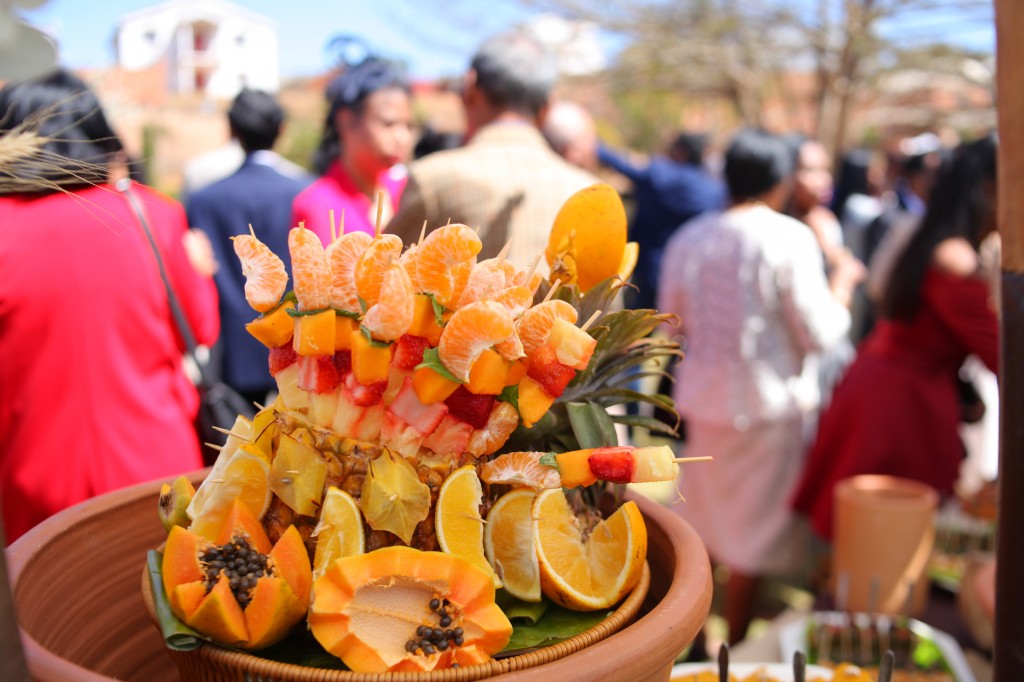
232,234 -> 288,312
532,489 -> 646,610
485,489 -> 541,601
188,448 -> 272,543
435,465 -> 501,587
289,226 -> 332,310
326,231 -> 373,313
312,487 -> 365,580
479,451 -> 560,489
466,401 -> 521,457
354,234 -> 403,308
438,301 -> 515,382
515,299 -> 579,356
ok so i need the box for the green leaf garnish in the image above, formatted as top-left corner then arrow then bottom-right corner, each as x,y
497,383 -> 519,409
414,347 -> 463,383
333,307 -> 360,319
539,452 -> 560,471
357,295 -> 368,314
286,306 -> 332,318
427,292 -> 447,326
359,325 -> 393,348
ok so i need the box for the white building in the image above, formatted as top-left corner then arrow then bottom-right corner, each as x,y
115,0 -> 279,99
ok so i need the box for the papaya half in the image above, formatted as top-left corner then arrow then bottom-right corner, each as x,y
161,498 -> 312,650
308,545 -> 512,673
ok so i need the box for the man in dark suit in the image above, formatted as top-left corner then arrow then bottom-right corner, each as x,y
186,89 -> 312,405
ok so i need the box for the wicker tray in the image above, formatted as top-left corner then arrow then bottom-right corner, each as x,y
142,558 -> 650,682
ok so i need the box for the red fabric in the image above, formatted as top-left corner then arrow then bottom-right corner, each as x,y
0,184 -> 219,543
791,268 -> 998,540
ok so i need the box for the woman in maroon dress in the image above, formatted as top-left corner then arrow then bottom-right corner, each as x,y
0,70 -> 219,543
791,135 -> 999,541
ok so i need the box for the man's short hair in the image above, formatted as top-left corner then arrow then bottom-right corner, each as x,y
671,133 -> 708,165
228,89 -> 284,153
723,128 -> 793,201
470,32 -> 559,118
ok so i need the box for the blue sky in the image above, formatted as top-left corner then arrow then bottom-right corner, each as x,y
20,0 -> 995,81
19,0 -> 547,79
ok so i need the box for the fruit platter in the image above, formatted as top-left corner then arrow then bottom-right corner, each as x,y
140,184 -> 704,679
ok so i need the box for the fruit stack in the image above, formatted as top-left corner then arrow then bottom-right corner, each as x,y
153,184 -> 684,674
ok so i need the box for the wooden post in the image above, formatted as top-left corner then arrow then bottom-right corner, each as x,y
994,1 -> 1024,679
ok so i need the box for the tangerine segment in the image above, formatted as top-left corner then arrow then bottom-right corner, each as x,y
532,489 -> 647,610
485,489 -> 541,602
546,183 -> 627,292
407,224 -> 482,306
449,260 -> 473,308
289,227 -> 332,310
326,231 -> 373,313
312,487 -> 365,580
455,259 -> 513,309
492,284 -> 533,318
435,465 -> 501,587
362,261 -> 414,341
438,301 -> 515,382
232,235 -> 288,312
516,299 -> 579,356
354,234 -> 403,309
479,451 -> 560,489
466,401 -> 520,456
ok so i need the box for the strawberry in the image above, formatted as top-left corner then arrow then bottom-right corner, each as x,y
297,354 -> 341,394
526,343 -> 577,397
444,386 -> 495,430
381,410 -> 425,458
268,343 -> 298,377
392,334 -> 430,371
334,349 -> 353,376
346,372 -> 387,407
587,446 -> 635,484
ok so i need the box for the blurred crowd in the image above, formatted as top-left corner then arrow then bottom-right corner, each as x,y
0,25 -> 1001,654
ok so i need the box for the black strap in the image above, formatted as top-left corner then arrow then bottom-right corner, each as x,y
116,178 -> 214,390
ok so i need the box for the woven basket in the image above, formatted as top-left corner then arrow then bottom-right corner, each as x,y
140,559 -> 650,682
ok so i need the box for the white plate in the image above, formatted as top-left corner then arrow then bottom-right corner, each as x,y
777,612 -> 976,682
670,662 -> 832,681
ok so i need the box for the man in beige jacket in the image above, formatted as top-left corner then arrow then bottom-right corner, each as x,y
387,31 -> 596,270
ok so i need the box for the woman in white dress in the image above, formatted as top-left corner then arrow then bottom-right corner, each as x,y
658,129 -> 862,643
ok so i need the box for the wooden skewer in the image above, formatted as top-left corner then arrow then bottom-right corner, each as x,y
673,456 -> 713,463
580,309 -> 602,332
375,191 -> 384,237
495,239 -> 512,263
203,442 -> 223,452
211,426 -> 249,440
524,254 -> 541,286
252,401 -> 265,411
418,220 -> 428,245
248,223 -> 256,238
540,282 -> 560,304
329,209 -> 337,243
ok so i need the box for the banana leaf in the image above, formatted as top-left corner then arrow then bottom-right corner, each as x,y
146,550 -> 204,651
499,604 -> 611,655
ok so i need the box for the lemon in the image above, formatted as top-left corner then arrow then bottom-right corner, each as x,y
546,183 -> 627,292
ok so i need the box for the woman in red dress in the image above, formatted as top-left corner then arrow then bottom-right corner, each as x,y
291,57 -> 415,243
0,70 -> 219,543
791,135 -> 999,541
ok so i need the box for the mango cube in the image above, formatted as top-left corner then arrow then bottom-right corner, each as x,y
408,294 -> 443,346
292,309 -> 336,356
334,315 -> 357,351
412,366 -> 461,405
555,448 -> 598,488
467,348 -> 509,395
517,376 -> 555,428
246,301 -> 296,348
351,330 -> 392,385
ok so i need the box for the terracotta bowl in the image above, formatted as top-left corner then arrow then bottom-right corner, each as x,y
7,474 -> 711,682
